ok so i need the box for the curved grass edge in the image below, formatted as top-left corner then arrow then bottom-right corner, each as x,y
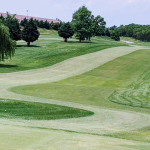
0,99 -> 94,120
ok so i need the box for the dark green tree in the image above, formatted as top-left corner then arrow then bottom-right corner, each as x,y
22,18 -> 40,46
0,21 -> 16,61
105,28 -> 110,37
110,30 -> 120,41
93,15 -> 106,36
44,20 -> 50,29
58,22 -> 74,42
0,14 -> 5,24
20,18 -> 28,26
72,6 -> 94,42
4,12 -> 21,41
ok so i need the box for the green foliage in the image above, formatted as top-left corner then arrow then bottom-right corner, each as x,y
105,28 -> 110,37
72,6 -> 94,42
110,30 -> 120,41
22,18 -> 40,46
4,12 -> 21,41
58,22 -> 74,42
51,22 -> 62,30
0,14 -> 5,24
20,18 -> 28,27
117,24 -> 150,42
0,21 -> 16,61
93,15 -> 106,36
0,99 -> 94,120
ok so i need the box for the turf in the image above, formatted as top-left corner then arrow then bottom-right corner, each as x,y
0,99 -> 94,120
10,48 -> 150,144
0,33 -> 126,73
11,49 -> 150,113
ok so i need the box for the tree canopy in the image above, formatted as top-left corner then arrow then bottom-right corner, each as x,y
72,6 -> 94,42
22,18 -> 40,46
0,21 -> 16,61
58,22 -> 74,42
4,13 -> 21,41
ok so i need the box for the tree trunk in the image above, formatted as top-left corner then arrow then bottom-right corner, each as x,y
27,41 -> 30,46
79,37 -> 82,43
64,38 -> 67,42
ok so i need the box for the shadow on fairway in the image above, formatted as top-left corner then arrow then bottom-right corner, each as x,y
17,45 -> 41,47
0,64 -> 18,68
63,41 -> 97,44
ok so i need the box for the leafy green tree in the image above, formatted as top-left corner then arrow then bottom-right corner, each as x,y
58,22 -> 74,42
4,12 -> 21,41
22,18 -> 40,46
72,6 -> 94,42
93,15 -> 106,36
0,21 -> 16,61
110,30 -> 120,41
20,18 -> 28,26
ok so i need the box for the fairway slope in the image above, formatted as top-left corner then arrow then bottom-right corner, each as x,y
1,45 -> 150,149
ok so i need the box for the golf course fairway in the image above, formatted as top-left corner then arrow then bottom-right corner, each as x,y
1,44 -> 150,149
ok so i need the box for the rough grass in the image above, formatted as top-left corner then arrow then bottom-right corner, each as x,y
0,99 -> 94,120
0,33 -> 126,73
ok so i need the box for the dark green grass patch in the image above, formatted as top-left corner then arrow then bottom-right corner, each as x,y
0,99 -> 94,120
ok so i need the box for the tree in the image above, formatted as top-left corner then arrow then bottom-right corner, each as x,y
105,28 -> 110,37
0,14 -> 5,24
0,21 -> 16,61
4,12 -> 21,41
22,18 -> 40,46
93,15 -> 106,36
72,6 -> 94,42
58,22 -> 74,42
110,30 -> 120,41
20,18 -> 28,26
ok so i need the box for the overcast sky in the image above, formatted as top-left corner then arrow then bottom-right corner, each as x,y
1,0 -> 150,27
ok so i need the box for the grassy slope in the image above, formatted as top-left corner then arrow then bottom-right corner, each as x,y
11,49 -> 150,142
0,99 -> 93,120
0,32 -> 126,73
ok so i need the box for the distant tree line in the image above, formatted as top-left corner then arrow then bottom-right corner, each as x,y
117,24 -> 150,42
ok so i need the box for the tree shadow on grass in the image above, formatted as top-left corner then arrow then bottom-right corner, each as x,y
64,41 -> 97,44
17,45 -> 41,48
0,64 -> 18,68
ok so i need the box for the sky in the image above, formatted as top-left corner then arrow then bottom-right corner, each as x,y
1,0 -> 150,27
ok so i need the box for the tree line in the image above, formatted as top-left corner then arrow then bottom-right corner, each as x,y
116,24 -> 150,42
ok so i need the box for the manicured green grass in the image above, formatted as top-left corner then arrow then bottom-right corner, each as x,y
0,99 -> 94,120
10,48 -> 150,143
0,33 -> 126,73
11,49 -> 150,113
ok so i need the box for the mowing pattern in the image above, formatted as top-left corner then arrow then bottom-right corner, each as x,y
109,68 -> 150,108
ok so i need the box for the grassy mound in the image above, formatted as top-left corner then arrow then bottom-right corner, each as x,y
0,34 -> 126,73
0,99 -> 94,120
